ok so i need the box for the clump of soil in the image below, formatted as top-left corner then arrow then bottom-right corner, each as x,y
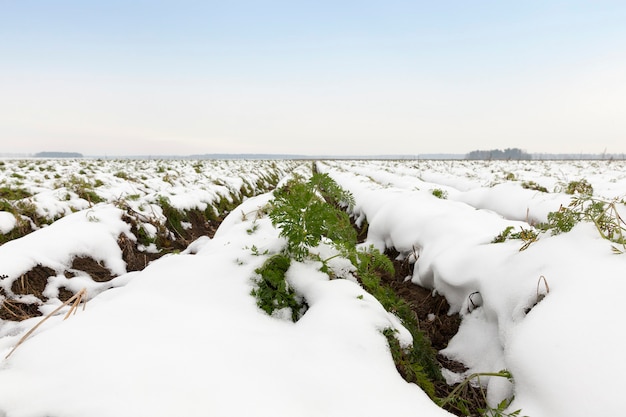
69,256 -> 115,282
9,265 -> 55,300
0,265 -> 55,320
0,299 -> 42,321
118,233 -> 161,272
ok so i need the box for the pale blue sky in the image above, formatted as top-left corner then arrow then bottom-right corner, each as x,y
2,1 -> 626,156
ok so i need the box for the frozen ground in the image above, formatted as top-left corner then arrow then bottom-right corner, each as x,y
0,158 -> 625,417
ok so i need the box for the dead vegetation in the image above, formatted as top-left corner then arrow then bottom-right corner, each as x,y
4,288 -> 87,359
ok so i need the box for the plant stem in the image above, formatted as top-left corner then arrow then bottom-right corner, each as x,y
439,371 -> 512,409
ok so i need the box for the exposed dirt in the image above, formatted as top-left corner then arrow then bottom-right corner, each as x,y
0,214 -> 221,321
118,232 -> 161,272
0,299 -> 42,321
0,200 -> 480,415
381,248 -> 485,415
69,256 -> 115,282
353,217 -> 481,415
0,265 -> 54,320
185,209 -> 220,241
382,249 -> 462,354
9,265 -> 55,300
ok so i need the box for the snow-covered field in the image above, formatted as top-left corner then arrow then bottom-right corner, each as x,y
1,158 -> 625,417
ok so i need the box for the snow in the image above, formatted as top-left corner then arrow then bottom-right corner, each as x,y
319,159 -> 626,416
0,213 -> 16,235
1,158 -> 626,416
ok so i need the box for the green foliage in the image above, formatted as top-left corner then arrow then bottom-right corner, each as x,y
513,229 -> 539,249
269,173 -> 356,261
15,199 -> 50,227
538,195 -> 626,243
246,221 -> 259,235
204,205 -> 220,222
565,195 -> 626,252
431,188 -> 448,199
260,172 -> 441,396
251,254 -> 305,322
55,175 -> 105,205
483,397 -> 526,417
564,179 -> 593,195
354,245 -> 395,279
0,186 -> 32,200
492,226 -> 514,243
521,181 -> 548,193
240,179 -> 254,196
157,196 -> 186,237
215,195 -> 236,217
0,211 -> 32,244
249,245 -> 269,256
192,162 -> 204,174
355,247 -> 442,393
77,189 -> 105,205
492,226 -> 539,251
383,328 -> 437,398
0,199 -> 13,213
257,172 -> 280,190
438,370 -> 528,417
493,193 -> 626,253
540,205 -> 579,235
135,224 -> 157,247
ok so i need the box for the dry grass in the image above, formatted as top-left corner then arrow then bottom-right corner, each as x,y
4,288 -> 87,359
0,299 -> 36,321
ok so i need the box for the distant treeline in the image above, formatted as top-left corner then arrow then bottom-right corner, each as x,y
34,152 -> 83,158
466,148 -> 531,160
465,148 -> 626,160
8,151 -> 621,161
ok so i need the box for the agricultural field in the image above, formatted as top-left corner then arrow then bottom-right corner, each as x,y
0,157 -> 625,417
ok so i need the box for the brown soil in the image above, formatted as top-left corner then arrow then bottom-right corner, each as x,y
382,248 -> 485,416
352,218 -> 479,413
382,249 -> 462,353
122,208 -> 220,253
0,265 -> 54,320
0,199 -> 481,415
0,299 -> 42,321
9,265 -> 55,300
69,256 -> 115,282
0,213 -> 220,321
118,233 -> 161,272
185,209 -> 220,241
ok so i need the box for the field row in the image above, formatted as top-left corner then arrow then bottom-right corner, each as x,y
0,159 -> 309,321
0,158 -> 309,246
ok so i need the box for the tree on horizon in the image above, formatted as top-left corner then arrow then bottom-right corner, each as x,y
466,148 -> 531,160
